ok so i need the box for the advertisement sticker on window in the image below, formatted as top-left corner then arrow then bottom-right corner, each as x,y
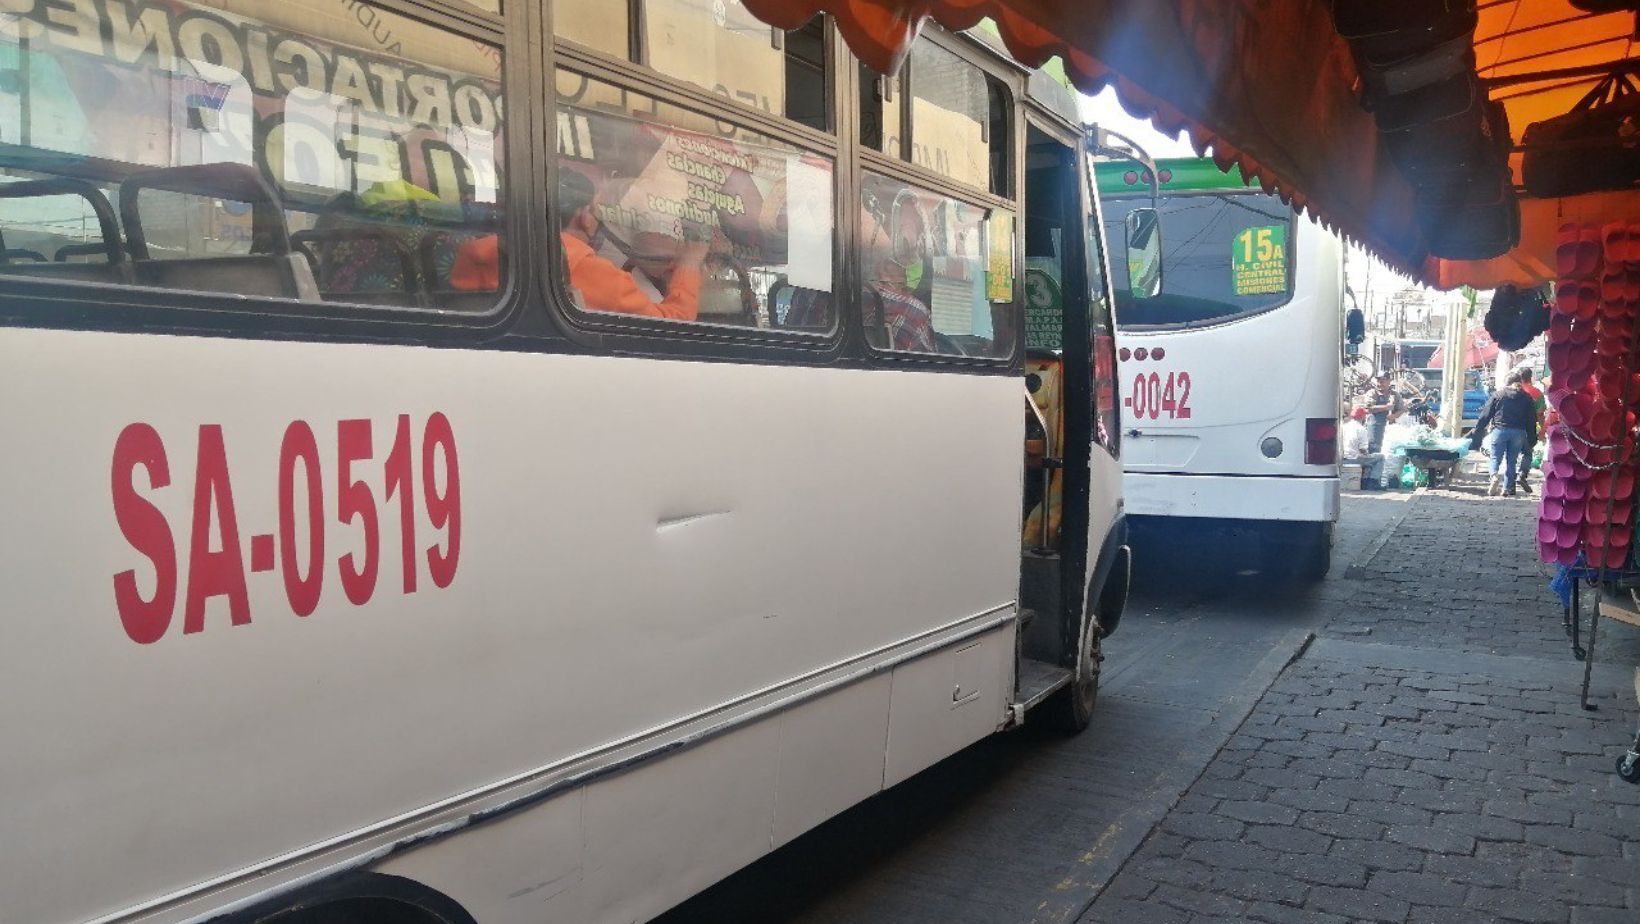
986,211 -> 1015,303
1231,225 -> 1287,296
1024,256 -> 1063,350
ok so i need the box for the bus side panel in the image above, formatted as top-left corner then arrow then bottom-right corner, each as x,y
376,790 -> 587,922
883,627 -> 1011,788
0,327 -> 1022,924
1083,444 -> 1124,606
579,718 -> 782,924
376,670 -> 895,924
771,672 -> 893,847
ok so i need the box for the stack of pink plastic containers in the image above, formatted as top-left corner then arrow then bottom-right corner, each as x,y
1539,223 -> 1639,568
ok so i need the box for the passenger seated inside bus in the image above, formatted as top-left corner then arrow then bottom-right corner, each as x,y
859,184 -> 936,352
855,172 -> 1001,356
453,169 -> 705,320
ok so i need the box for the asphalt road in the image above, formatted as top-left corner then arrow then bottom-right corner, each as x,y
654,495 -> 1407,924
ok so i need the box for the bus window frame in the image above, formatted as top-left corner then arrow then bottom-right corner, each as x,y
0,0 -> 533,344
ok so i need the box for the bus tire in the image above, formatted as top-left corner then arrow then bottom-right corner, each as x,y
1041,602 -> 1102,734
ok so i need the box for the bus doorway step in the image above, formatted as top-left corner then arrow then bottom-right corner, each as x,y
1016,658 -> 1074,712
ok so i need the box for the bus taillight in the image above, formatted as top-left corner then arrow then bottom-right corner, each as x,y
1305,418 -> 1338,465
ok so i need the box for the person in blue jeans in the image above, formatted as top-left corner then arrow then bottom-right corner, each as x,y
1469,378 -> 1539,497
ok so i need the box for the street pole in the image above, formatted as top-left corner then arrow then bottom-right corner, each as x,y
1441,287 -> 1473,438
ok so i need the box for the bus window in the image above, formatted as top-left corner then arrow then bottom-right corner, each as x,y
1102,191 -> 1296,330
0,0 -> 507,311
555,0 -> 829,133
552,70 -> 836,331
858,61 -> 903,155
859,171 -> 1007,357
555,0 -> 630,57
908,41 -> 1009,196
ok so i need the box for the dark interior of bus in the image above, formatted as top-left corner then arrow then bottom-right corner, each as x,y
1018,124 -> 1095,693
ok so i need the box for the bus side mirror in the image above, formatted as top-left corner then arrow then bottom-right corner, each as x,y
1346,307 -> 1366,345
1125,207 -> 1162,299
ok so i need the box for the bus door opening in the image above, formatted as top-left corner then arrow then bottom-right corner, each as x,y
1018,125 -> 1095,676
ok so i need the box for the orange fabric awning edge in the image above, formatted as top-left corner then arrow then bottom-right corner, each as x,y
741,0 -> 1640,291
743,0 -> 1429,278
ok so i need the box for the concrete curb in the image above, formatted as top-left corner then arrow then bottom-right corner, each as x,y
1057,628 -> 1316,924
1344,492 -> 1420,580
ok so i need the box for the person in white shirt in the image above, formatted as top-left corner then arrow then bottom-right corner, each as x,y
1342,407 -> 1386,490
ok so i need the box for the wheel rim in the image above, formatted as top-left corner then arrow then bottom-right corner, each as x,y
1075,617 -> 1099,714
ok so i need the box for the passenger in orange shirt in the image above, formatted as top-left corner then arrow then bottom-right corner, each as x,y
451,170 -> 706,321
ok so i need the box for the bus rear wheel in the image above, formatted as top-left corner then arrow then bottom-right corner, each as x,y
1041,605 -> 1101,734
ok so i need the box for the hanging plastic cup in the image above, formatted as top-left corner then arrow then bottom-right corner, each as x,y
1604,544 -> 1630,569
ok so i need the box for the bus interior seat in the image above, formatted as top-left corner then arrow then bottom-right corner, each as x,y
118,163 -> 319,301
767,278 -> 792,327
767,276 -> 834,330
134,254 -> 321,300
0,177 -> 132,284
55,241 -> 110,262
294,226 -> 426,306
3,249 -> 47,263
1023,353 -> 1066,548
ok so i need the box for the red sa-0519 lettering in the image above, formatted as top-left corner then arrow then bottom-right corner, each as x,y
109,414 -> 462,644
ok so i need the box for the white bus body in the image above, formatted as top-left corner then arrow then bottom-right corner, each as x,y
1101,167 -> 1344,576
1,7 -> 1129,923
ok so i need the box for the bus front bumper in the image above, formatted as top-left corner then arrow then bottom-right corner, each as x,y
1122,472 -> 1340,523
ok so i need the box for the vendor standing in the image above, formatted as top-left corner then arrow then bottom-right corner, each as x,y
1365,373 -> 1403,453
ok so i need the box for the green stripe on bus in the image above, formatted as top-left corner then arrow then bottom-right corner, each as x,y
1094,157 -> 1255,197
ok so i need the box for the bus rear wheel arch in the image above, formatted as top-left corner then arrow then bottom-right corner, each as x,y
233,873 -> 475,924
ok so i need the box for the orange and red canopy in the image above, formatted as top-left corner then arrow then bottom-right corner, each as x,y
742,0 -> 1640,290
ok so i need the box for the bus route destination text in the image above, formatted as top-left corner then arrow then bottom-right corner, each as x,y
1231,225 -> 1287,297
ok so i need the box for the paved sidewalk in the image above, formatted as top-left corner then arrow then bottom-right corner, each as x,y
1082,487 -> 1640,924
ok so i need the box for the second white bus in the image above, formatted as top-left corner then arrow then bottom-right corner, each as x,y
1098,158 -> 1344,579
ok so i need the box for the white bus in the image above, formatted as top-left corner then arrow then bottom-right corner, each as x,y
0,2 -> 1131,922
1097,158 -> 1343,579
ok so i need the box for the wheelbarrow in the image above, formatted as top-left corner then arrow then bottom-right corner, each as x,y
1402,447 -> 1462,488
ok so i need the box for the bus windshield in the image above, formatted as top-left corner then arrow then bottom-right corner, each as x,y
1102,190 -> 1296,331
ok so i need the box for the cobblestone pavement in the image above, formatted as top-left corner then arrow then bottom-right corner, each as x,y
1082,486 -> 1640,924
